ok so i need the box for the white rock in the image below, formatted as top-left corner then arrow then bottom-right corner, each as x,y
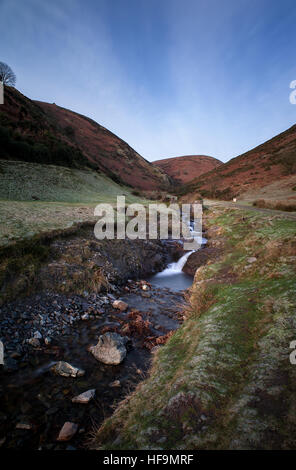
247,257 -> 257,263
90,332 -> 128,365
72,389 -> 96,404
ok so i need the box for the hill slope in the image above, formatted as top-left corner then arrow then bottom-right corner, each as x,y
181,125 -> 296,200
0,86 -> 169,190
153,155 -> 222,184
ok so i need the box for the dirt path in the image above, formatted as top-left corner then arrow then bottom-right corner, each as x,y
203,199 -> 296,220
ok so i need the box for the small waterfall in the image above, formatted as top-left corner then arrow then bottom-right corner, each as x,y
155,250 -> 194,277
148,215 -> 207,290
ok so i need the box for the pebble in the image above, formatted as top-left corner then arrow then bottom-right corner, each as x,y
27,338 -> 40,348
15,423 -> 32,430
109,380 -> 121,388
33,331 -> 42,339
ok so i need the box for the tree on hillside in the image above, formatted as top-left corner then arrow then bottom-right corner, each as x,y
0,62 -> 16,86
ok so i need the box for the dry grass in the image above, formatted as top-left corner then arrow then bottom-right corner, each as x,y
253,198 -> 296,212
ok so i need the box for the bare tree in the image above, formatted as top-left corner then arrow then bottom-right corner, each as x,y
0,62 -> 16,86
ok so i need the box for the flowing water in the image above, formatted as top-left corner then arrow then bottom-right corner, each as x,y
148,219 -> 207,291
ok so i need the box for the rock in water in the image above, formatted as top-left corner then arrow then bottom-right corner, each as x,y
109,380 -> 121,388
51,361 -> 85,378
72,389 -> 96,404
90,332 -> 128,365
16,423 -> 32,430
0,341 -> 4,365
57,422 -> 78,441
112,300 -> 128,312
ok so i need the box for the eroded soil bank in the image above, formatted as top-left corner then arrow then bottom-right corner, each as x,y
0,227 -> 190,449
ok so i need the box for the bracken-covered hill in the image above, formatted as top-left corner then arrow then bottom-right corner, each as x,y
0,86 -> 169,190
153,154 -> 222,184
181,124 -> 296,200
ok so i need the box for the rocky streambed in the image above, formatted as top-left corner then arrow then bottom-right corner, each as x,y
0,235 -> 190,450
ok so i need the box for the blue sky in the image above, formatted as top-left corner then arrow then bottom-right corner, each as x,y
1,0 -> 296,162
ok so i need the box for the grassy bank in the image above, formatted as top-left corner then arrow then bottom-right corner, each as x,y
93,205 -> 296,450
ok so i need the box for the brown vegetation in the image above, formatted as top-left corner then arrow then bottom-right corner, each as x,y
253,198 -> 296,212
0,86 -> 169,190
153,155 -> 222,184
179,124 -> 296,200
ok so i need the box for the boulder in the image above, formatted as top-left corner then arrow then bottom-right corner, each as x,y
57,422 -> 78,441
112,300 -> 128,312
90,332 -> 128,365
72,389 -> 96,404
51,361 -> 85,378
183,246 -> 217,276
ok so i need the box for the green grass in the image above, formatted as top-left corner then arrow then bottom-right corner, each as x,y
0,160 -> 143,203
92,206 -> 296,450
0,160 -> 150,247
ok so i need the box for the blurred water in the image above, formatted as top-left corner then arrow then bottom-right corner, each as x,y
148,218 -> 207,291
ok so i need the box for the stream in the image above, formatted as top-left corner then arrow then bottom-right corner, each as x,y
0,223 -> 206,450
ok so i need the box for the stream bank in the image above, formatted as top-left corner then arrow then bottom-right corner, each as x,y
92,207 -> 296,451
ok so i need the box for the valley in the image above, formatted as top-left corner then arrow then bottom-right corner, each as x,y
0,84 -> 296,451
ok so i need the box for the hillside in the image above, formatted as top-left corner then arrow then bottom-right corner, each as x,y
153,155 -> 222,184
180,124 -> 296,200
0,86 -> 169,190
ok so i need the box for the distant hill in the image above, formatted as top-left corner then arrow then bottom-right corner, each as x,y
153,155 -> 222,184
179,125 -> 296,200
0,86 -> 169,190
